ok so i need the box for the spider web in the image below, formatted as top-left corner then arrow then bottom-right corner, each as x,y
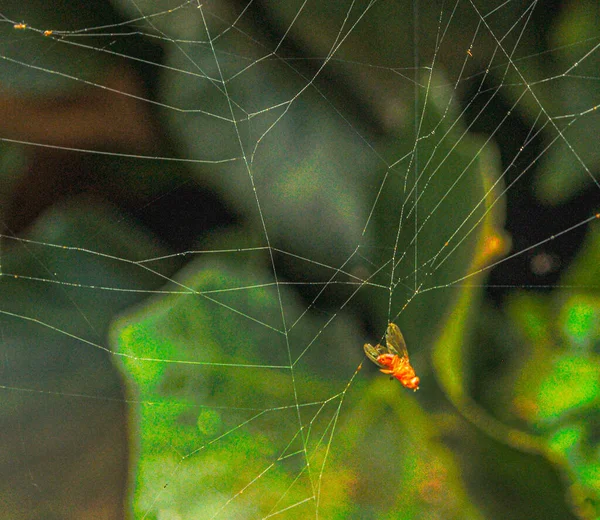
0,1 -> 599,519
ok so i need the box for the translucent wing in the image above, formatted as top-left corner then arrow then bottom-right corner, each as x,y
385,322 -> 409,359
363,342 -> 387,368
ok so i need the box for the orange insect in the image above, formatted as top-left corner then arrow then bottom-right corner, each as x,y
364,322 -> 420,391
14,23 -> 27,30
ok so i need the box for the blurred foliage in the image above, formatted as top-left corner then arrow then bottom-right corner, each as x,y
0,198 -> 180,518
435,214 -> 600,520
111,57 -> 497,519
533,0 -> 600,204
502,223 -> 600,518
476,0 -> 600,205
0,1 -> 598,520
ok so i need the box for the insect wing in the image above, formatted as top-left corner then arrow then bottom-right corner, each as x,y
363,342 -> 387,367
385,323 -> 409,359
